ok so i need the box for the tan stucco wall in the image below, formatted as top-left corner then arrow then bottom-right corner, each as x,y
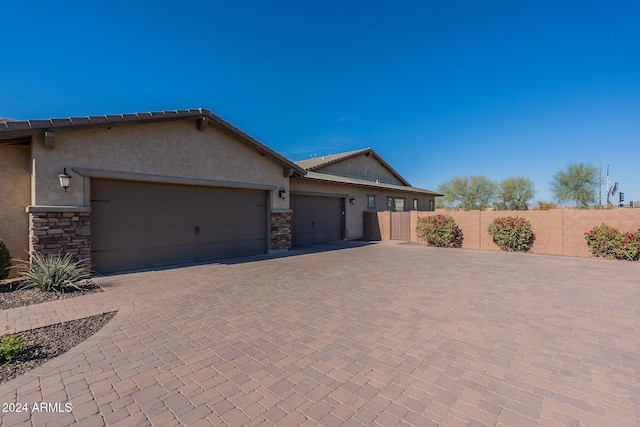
0,145 -> 31,273
30,120 -> 290,210
290,178 -> 435,240
316,154 -> 405,185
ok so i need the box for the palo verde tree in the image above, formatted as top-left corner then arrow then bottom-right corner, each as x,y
437,175 -> 497,211
550,162 -> 598,208
495,176 -> 535,210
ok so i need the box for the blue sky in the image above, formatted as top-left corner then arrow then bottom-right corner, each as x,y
2,0 -> 638,204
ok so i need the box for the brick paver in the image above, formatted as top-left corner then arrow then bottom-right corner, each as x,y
1,241 -> 639,426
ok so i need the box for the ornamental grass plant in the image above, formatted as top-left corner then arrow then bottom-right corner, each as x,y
15,252 -> 91,293
416,214 -> 463,248
487,216 -> 535,252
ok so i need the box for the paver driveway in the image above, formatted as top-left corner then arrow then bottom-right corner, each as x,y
1,241 -> 639,426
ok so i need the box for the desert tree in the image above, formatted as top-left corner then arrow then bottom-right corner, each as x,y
495,176 -> 535,210
550,162 -> 598,208
437,175 -> 497,211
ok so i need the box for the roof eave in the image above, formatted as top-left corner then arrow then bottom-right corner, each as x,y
0,109 -> 306,175
296,173 -> 442,196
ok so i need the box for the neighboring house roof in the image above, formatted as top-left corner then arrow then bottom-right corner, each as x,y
299,171 -> 443,196
295,147 -> 411,186
0,108 -> 306,176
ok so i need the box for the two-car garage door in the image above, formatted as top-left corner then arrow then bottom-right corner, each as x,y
91,180 -> 267,273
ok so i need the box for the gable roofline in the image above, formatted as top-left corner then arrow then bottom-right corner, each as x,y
297,171 -> 443,196
295,148 -> 411,186
0,108 -> 306,176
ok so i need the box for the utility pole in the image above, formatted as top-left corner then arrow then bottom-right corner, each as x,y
599,158 -> 602,206
606,164 -> 610,205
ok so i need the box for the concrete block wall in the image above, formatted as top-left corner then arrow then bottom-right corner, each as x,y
395,209 -> 640,259
363,212 -> 392,241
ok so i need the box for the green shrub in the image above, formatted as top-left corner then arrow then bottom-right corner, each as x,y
416,215 -> 463,248
585,224 -> 640,261
487,216 -> 535,252
0,239 -> 10,280
0,324 -> 24,362
16,252 -> 90,293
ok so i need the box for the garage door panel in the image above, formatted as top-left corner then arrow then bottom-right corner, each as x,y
197,224 -> 234,241
196,241 -> 234,261
293,231 -> 313,246
153,245 -> 195,266
92,180 -> 147,201
93,225 -> 146,250
237,222 -> 266,239
150,184 -> 194,203
151,205 -> 194,224
326,229 -> 343,241
93,250 -> 148,273
151,224 -> 195,245
92,203 -> 146,225
235,190 -> 265,206
236,238 -> 267,257
196,187 -> 234,204
236,207 -> 267,222
194,205 -> 234,223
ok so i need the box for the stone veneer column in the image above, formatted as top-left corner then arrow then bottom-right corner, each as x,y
270,210 -> 292,251
27,207 -> 91,262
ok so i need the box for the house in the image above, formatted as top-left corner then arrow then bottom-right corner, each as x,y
290,149 -> 440,245
0,109 -> 440,274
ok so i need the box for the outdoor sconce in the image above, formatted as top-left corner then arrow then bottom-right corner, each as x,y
58,168 -> 71,192
279,188 -> 287,200
349,196 -> 355,204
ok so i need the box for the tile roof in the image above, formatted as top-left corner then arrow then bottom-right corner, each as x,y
295,148 -> 411,186
295,148 -> 371,170
0,109 -> 208,133
0,109 -> 306,176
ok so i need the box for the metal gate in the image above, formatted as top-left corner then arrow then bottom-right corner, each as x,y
390,211 -> 410,240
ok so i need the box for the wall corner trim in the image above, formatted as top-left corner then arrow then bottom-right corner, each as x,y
26,205 -> 91,213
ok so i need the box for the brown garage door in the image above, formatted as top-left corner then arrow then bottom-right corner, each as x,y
91,180 -> 267,273
291,195 -> 344,246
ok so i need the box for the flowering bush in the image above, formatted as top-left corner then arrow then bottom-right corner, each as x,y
416,215 -> 463,248
487,216 -> 535,252
584,224 -> 640,261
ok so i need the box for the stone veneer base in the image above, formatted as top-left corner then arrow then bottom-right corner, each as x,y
270,211 -> 292,250
29,211 -> 91,262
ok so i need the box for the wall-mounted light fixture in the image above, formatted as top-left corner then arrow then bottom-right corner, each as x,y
349,196 -> 355,204
58,168 -> 71,192
279,188 -> 287,200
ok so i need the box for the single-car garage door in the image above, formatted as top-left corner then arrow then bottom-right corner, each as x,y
91,180 -> 267,273
291,195 -> 344,246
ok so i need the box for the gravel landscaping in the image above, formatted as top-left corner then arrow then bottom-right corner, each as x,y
0,311 -> 117,384
1,280 -> 114,384
0,280 -> 103,310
